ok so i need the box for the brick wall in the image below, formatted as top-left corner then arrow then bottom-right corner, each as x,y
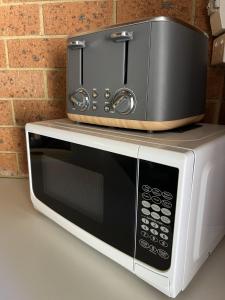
0,0 -> 224,177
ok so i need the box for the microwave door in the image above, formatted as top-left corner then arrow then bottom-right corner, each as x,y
28,133 -> 137,257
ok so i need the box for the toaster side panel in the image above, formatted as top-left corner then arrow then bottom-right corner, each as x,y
147,21 -> 208,121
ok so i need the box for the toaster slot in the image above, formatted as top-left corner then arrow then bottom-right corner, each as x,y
110,30 -> 133,85
68,40 -> 86,87
124,41 -> 129,84
81,47 -> 84,85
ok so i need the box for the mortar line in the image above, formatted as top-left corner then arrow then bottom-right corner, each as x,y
39,4 -> 45,36
191,0 -> 196,25
43,70 -> 49,99
10,99 -> 16,125
0,67 -> 65,71
112,0 -> 117,24
0,151 -> 18,154
15,152 -> 20,176
0,97 -> 65,101
0,124 -> 24,128
0,0 -> 106,7
0,175 -> 28,179
0,35 -> 67,40
3,40 -> 9,68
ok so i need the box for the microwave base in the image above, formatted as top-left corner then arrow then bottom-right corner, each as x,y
67,113 -> 204,131
29,190 -> 172,297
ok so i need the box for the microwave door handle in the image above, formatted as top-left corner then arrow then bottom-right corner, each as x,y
68,40 -> 86,49
110,31 -> 133,42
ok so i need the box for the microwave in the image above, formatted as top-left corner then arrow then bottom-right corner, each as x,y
67,17 -> 208,131
25,119 -> 225,297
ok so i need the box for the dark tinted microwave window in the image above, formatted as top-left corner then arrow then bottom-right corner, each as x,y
42,155 -> 104,222
29,133 -> 137,257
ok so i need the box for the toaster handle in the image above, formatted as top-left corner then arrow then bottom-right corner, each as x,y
68,40 -> 86,49
110,31 -> 133,42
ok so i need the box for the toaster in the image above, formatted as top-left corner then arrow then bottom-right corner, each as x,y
67,17 -> 208,131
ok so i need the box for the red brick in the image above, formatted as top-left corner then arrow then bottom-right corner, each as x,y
8,38 -> 66,68
47,70 -> 66,99
203,101 -> 220,123
0,153 -> 18,177
207,67 -> 225,99
0,100 -> 13,125
116,0 -> 192,24
3,0 -> 41,2
0,5 -> 39,36
0,71 -> 44,98
13,100 -> 66,125
0,127 -> 25,152
18,152 -> 28,176
195,0 -> 211,34
219,102 -> 225,124
43,1 -> 113,35
0,41 -> 6,67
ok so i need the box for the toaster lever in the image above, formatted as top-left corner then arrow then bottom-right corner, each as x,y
68,40 -> 86,49
110,31 -> 133,42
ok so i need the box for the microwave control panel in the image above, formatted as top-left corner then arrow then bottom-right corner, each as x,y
135,160 -> 179,271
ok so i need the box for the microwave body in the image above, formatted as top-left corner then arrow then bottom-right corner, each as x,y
26,119 -> 225,297
67,17 -> 208,131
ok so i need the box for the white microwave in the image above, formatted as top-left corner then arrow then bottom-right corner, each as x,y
25,119 -> 225,298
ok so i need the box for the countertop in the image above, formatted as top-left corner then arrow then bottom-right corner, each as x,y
0,178 -> 225,300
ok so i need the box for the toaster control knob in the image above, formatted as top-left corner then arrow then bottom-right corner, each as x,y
70,89 -> 90,111
111,89 -> 136,115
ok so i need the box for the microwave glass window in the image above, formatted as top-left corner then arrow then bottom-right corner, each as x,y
29,133 -> 137,257
42,155 -> 104,223
136,160 -> 179,271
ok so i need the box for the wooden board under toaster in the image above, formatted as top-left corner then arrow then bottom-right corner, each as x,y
67,114 -> 204,131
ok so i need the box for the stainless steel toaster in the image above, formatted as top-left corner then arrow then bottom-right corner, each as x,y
67,17 -> 208,131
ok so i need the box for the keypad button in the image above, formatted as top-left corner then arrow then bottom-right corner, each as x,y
141,231 -> 149,238
160,226 -> 169,233
149,244 -> 157,254
150,235 -> 158,242
150,229 -> 158,235
151,196 -> 161,205
162,200 -> 172,209
161,208 -> 171,216
141,208 -> 150,216
160,233 -> 168,240
158,249 -> 169,259
162,191 -> 173,200
142,200 -> 151,208
142,192 -> 151,200
151,212 -> 160,220
159,240 -> 168,247
142,185 -> 151,192
139,239 -> 150,249
104,106 -> 110,112
161,216 -> 171,224
92,89 -> 98,98
104,89 -> 111,99
150,222 -> 159,229
151,188 -> 161,196
142,218 -> 149,225
141,225 -> 149,231
151,204 -> 160,212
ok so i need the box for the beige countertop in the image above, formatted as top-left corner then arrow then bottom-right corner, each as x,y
0,178 -> 225,300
